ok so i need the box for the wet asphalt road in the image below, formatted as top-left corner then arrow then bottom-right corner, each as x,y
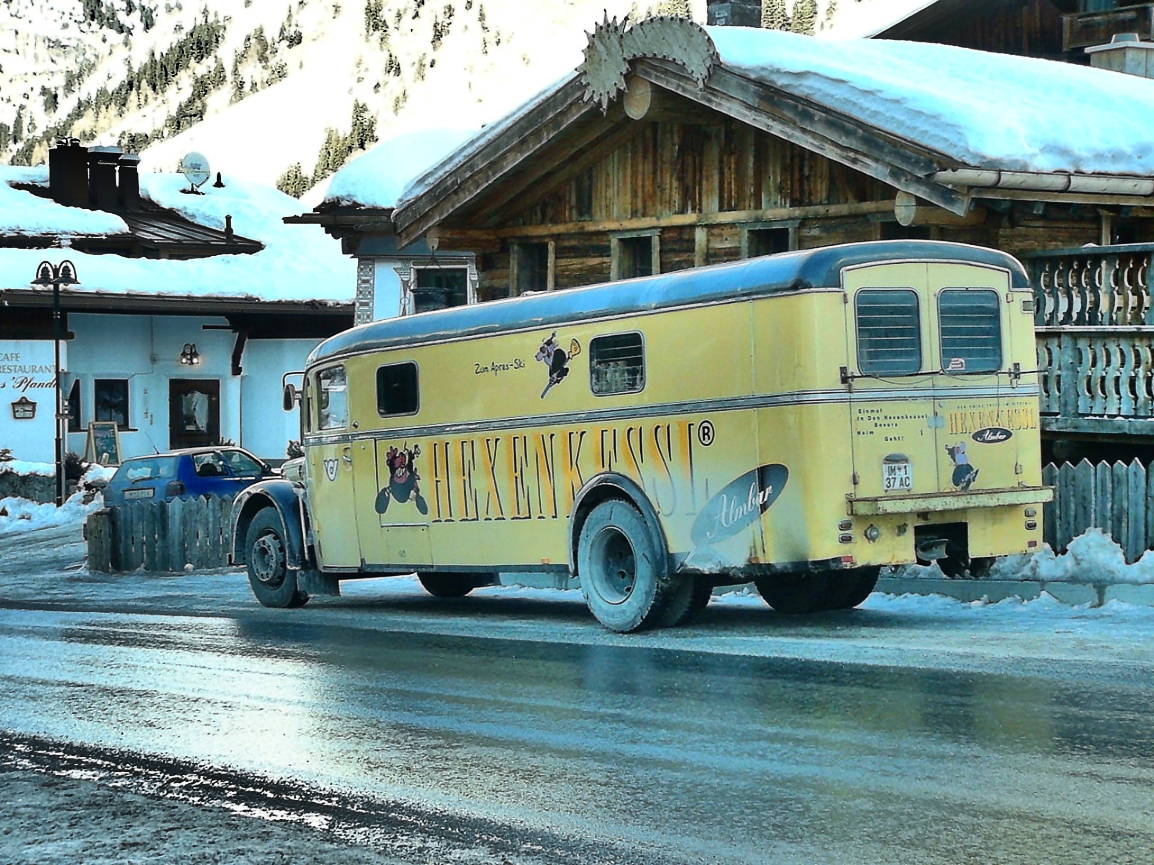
3,524 -> 1154,864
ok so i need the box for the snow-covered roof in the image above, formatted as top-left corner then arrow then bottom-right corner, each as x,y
0,166 -> 355,303
707,27 -> 1154,176
321,128 -> 480,210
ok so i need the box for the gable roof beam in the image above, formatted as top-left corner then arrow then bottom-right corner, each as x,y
633,59 -> 973,217
394,78 -> 598,246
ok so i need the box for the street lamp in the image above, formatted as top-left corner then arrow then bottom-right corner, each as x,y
31,260 -> 79,507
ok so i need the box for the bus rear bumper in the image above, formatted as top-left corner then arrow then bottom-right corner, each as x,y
846,485 -> 1053,516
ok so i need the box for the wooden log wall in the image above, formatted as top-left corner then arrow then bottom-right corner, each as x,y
86,495 -> 235,573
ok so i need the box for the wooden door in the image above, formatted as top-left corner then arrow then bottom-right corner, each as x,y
169,379 -> 220,449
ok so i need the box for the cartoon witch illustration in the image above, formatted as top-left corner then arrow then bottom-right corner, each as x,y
945,441 -> 979,491
375,444 -> 429,515
535,332 -> 581,398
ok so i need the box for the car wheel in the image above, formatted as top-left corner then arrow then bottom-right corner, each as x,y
246,509 -> 308,608
577,500 -> 688,633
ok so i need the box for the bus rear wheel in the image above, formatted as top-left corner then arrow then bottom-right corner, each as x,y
826,567 -> 881,610
754,571 -> 834,615
417,572 -> 491,598
246,509 -> 309,609
577,500 -> 687,633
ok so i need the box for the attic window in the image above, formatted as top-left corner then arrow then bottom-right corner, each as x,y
612,232 -> 660,281
512,241 -> 553,294
745,227 -> 792,258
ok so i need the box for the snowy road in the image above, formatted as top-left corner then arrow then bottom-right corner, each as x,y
3,523 -> 1154,864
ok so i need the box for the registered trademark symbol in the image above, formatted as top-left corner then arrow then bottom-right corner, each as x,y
698,420 -> 715,447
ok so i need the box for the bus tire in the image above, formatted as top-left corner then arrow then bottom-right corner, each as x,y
827,567 -> 881,610
578,500 -> 684,633
417,572 -> 486,598
246,509 -> 309,609
673,577 -> 714,625
754,571 -> 833,615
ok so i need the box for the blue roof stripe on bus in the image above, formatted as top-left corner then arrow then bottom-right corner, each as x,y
309,241 -> 1029,364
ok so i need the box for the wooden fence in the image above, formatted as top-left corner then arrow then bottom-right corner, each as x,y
87,495 -> 235,573
1043,460 -> 1154,563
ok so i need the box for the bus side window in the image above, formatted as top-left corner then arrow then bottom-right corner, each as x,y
317,365 -> 349,430
378,362 -> 419,416
590,332 -> 645,395
856,289 -> 921,376
939,289 -> 1001,374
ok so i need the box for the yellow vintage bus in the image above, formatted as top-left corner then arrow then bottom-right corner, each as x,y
231,240 -> 1051,632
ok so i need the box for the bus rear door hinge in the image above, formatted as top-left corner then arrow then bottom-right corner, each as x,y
852,471 -> 860,486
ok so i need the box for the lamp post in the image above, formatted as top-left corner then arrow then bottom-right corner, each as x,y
31,260 -> 79,507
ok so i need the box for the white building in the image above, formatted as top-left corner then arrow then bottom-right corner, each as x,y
0,142 -> 355,465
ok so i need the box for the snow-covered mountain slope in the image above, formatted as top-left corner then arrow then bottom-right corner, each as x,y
0,0 -> 908,193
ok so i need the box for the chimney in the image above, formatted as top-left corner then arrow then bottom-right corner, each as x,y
707,0 -> 762,26
118,152 -> 141,210
1086,33 -> 1154,78
225,214 -> 234,242
48,139 -> 89,208
87,147 -> 122,211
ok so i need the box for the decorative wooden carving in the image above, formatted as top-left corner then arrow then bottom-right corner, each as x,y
580,14 -> 719,112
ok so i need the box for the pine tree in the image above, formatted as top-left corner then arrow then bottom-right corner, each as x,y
12,106 -> 24,144
762,0 -> 789,30
790,0 -> 817,34
277,163 -> 309,198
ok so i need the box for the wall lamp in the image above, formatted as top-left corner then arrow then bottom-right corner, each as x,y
179,343 -> 201,365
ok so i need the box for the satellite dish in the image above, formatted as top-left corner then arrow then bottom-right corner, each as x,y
179,152 -> 211,194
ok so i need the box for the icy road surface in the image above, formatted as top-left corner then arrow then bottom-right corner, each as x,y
3,522 -> 1154,864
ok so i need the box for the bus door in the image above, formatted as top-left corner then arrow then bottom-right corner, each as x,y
843,263 -> 940,500
306,364 -> 361,569
355,361 -> 433,570
929,263 -> 1025,494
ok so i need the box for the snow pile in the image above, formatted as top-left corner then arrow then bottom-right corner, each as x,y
322,128 -> 479,210
708,27 -> 1154,175
0,166 -> 355,302
0,170 -> 127,236
0,459 -> 54,476
0,490 -> 99,537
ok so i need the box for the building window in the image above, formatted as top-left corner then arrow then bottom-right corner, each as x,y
316,365 -> 348,430
412,266 -> 468,313
745,227 -> 791,258
377,362 -> 419,416
67,379 -> 81,432
590,332 -> 645,395
855,289 -> 922,376
94,379 -> 129,428
612,233 -> 660,281
511,241 -> 553,295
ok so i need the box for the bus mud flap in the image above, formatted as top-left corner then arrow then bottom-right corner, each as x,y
297,568 -> 341,596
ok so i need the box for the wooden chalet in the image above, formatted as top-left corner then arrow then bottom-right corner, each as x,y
366,16 -> 1154,464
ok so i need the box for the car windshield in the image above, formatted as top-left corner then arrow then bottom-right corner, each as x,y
114,458 -> 176,483
220,450 -> 263,475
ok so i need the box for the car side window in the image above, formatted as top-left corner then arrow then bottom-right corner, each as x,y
193,453 -> 227,477
221,450 -> 263,475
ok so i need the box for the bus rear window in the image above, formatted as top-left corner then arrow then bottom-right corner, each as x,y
377,362 -> 419,416
856,289 -> 921,376
939,289 -> 1001,374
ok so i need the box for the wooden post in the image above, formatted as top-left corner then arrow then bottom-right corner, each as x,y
86,510 -> 113,573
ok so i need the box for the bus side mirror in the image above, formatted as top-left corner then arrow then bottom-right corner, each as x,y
283,383 -> 300,412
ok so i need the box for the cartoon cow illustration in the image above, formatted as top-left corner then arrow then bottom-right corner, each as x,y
375,444 -> 428,515
535,332 -> 581,398
945,441 -> 979,491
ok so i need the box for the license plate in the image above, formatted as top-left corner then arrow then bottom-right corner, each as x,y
883,461 -> 912,492
124,487 -> 155,500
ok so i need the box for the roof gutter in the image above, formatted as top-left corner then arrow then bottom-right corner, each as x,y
934,168 -> 1154,197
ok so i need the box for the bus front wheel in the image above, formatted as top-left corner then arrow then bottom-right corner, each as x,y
577,500 -> 688,632
246,509 -> 309,609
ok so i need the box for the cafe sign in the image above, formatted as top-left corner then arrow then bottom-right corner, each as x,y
0,340 -> 62,463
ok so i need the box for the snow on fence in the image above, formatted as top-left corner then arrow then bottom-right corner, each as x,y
87,495 -> 235,573
1043,460 -> 1154,563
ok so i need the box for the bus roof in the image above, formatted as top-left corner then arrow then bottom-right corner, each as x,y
309,240 -> 1029,364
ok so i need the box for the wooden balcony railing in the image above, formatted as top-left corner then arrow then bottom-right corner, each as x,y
1025,244 -> 1154,435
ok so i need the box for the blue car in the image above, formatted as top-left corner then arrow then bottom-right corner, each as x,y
103,447 -> 276,506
